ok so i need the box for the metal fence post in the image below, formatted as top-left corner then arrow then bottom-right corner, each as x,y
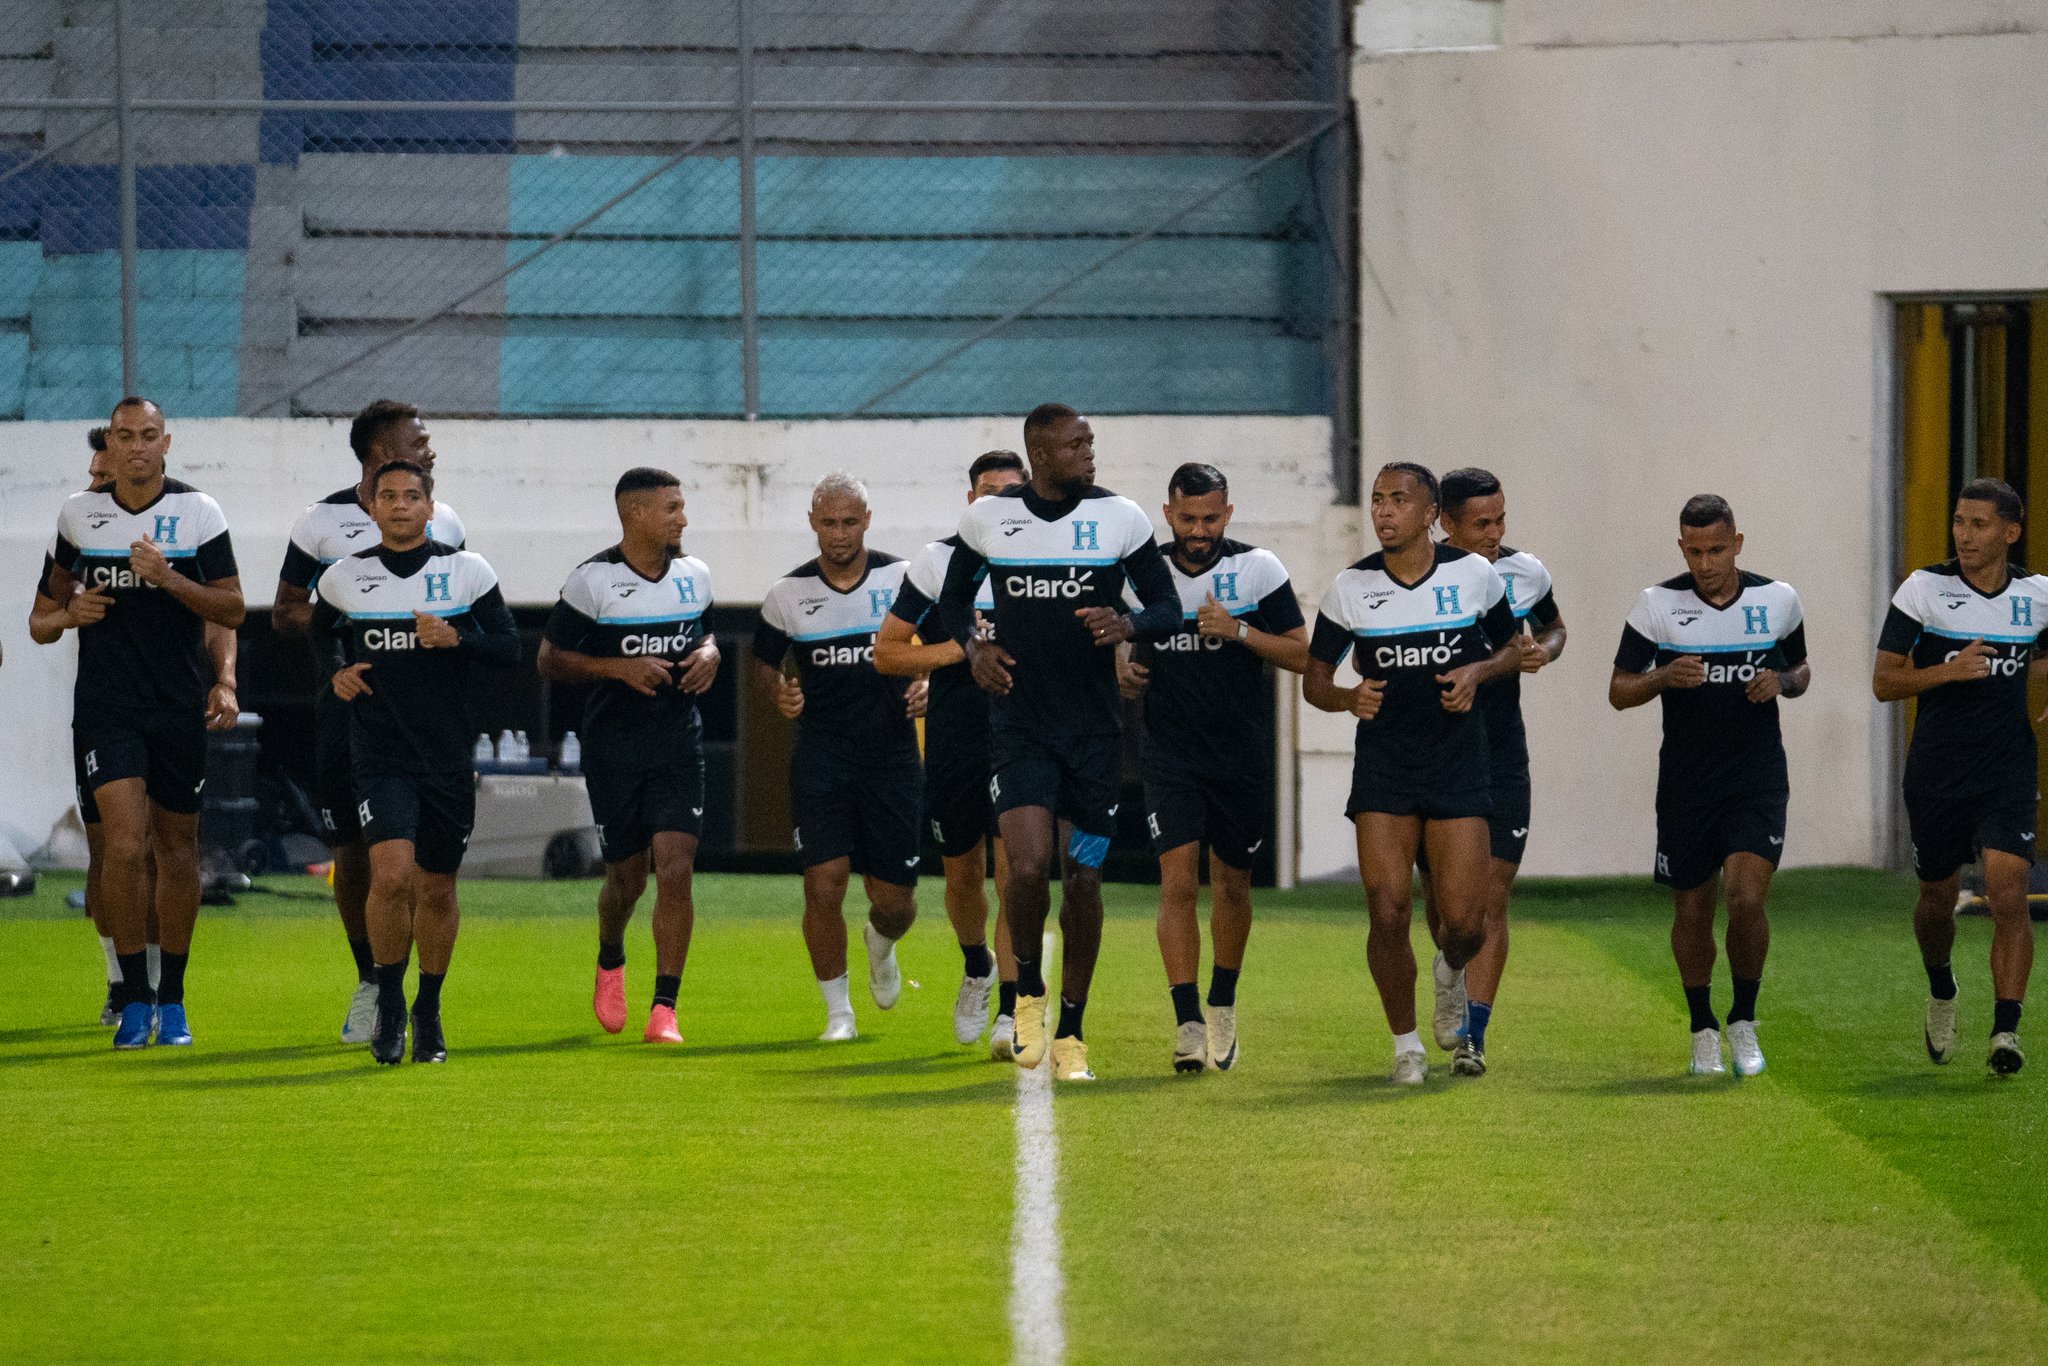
737,0 -> 761,421
112,0 -> 139,395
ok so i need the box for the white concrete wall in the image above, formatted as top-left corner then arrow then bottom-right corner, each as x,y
1353,3 -> 2048,875
0,415 -> 1350,867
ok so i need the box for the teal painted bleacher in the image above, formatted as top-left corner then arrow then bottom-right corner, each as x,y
18,251 -> 246,419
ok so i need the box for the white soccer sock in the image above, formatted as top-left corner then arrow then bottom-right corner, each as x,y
1392,1030 -> 1423,1057
818,973 -> 854,1019
146,943 -> 162,991
100,935 -> 121,984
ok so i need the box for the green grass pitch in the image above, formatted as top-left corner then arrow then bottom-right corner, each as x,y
2,868 -> 2043,1363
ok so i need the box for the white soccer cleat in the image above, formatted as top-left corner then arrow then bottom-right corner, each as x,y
863,922 -> 901,1011
1727,1020 -> 1766,1077
1989,1032 -> 2025,1077
990,1014 -> 1016,1062
1172,1020 -> 1208,1074
818,1012 -> 858,1043
1206,1005 -> 1238,1072
1431,951 -> 1468,1052
952,968 -> 996,1045
1391,1049 -> 1428,1086
1924,994 -> 1959,1065
340,980 -> 379,1045
1689,1027 -> 1726,1075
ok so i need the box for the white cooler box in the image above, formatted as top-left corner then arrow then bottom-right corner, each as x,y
465,774 -> 600,879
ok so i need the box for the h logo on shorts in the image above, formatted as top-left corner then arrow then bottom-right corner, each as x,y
357,798 -> 372,826
1072,521 -> 1099,552
1743,605 -> 1770,635
2013,596 -> 2034,628
1433,585 -> 1461,615
152,514 -> 179,545
84,750 -> 98,776
1656,851 -> 1670,878
989,774 -> 1001,801
423,573 -> 452,604
1211,572 -> 1239,603
1147,812 -> 1160,839
674,576 -> 699,605
869,587 -> 894,616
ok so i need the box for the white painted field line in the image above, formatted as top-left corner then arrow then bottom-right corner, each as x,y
1010,931 -> 1065,1366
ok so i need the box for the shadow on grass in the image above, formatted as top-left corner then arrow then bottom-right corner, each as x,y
1250,1074 -> 1466,1106
1550,1073 -> 1740,1098
648,1036 -> 845,1060
161,1065 -> 369,1090
0,1025 -> 106,1046
793,1049 -> 985,1080
826,1079 -> 1015,1109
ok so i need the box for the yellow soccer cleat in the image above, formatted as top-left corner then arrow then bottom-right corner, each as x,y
1012,994 -> 1048,1068
1050,1036 -> 1095,1082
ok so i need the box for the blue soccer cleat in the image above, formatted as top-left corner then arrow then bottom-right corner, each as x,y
153,1003 -> 193,1046
113,1001 -> 152,1050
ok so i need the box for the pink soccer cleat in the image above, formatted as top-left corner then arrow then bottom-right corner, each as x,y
643,1004 -> 683,1044
593,965 -> 627,1034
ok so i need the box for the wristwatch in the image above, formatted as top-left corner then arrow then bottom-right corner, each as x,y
1234,618 -> 1250,643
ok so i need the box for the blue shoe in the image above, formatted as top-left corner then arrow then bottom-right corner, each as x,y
154,1003 -> 193,1047
113,1001 -> 152,1050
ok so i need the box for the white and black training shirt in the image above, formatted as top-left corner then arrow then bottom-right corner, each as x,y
890,535 -> 996,762
1476,547 -> 1561,782
1879,560 -> 2048,805
544,547 -> 715,764
1308,543 -> 1516,795
753,551 -> 917,765
1613,571 -> 1806,809
48,479 -> 239,721
280,485 -> 467,591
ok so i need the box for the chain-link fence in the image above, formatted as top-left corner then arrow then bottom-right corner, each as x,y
2,0 -> 1351,457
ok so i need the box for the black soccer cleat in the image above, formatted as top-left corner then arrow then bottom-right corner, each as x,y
369,1002 -> 408,1065
410,1011 -> 447,1064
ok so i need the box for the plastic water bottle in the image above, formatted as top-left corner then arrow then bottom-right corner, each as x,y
496,729 -> 517,763
514,730 -> 531,761
474,734 -> 493,764
559,731 -> 581,773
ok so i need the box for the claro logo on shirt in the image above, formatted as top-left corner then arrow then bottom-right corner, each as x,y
1007,568 -> 1094,599
811,641 -> 873,666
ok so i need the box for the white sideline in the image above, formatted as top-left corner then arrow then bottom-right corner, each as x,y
1010,932 -> 1065,1366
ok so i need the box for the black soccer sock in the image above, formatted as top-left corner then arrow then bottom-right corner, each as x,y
348,936 -> 376,984
116,952 -> 150,1008
1684,984 -> 1719,1034
1055,996 -> 1086,1040
413,970 -> 445,1019
375,958 -> 408,1012
1993,998 -> 2023,1037
1015,957 -> 1046,998
961,941 -> 995,979
653,975 -> 680,1010
1927,960 -> 1958,1001
156,951 -> 189,1007
998,981 -> 1018,1017
597,939 -> 626,972
1208,965 -> 1240,1009
1727,976 -> 1760,1025
1170,982 -> 1204,1026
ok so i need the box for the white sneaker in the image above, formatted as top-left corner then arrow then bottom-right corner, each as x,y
863,922 -> 901,1010
819,1012 -> 858,1042
953,968 -> 996,1045
1989,1032 -> 2025,1076
340,980 -> 379,1045
1925,993 -> 1959,1064
990,1014 -> 1016,1062
1391,1049 -> 1428,1085
1206,1005 -> 1238,1071
1431,951 -> 1467,1052
1689,1027 -> 1726,1075
1173,1020 -> 1208,1074
1727,1019 -> 1765,1077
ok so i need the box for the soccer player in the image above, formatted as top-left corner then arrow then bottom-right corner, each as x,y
1303,462 -> 1519,1085
1873,477 -> 2045,1076
937,404 -> 1181,1081
275,399 -> 467,1046
1610,495 -> 1808,1078
875,450 -> 1027,1057
36,397 -> 245,1050
1116,463 -> 1306,1074
1418,467 -> 1566,1076
752,473 -> 926,1042
538,468 -> 720,1044
311,460 -> 518,1065
32,426 -> 241,1023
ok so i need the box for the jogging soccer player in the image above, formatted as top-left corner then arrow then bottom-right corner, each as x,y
1610,494 -> 1808,1078
875,449 -> 1027,1057
1873,477 -> 2044,1076
31,425 -> 240,1023
539,468 -> 719,1045
937,404 -> 1181,1081
1304,462 -> 1519,1085
1116,463 -> 1306,1074
1418,467 -> 1567,1076
35,397 -> 245,1050
752,473 -> 926,1042
311,460 -> 518,1065
275,399 -> 466,1045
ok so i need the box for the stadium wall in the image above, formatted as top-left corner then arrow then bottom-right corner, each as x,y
1351,4 -> 2048,875
0,414 -> 1361,874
